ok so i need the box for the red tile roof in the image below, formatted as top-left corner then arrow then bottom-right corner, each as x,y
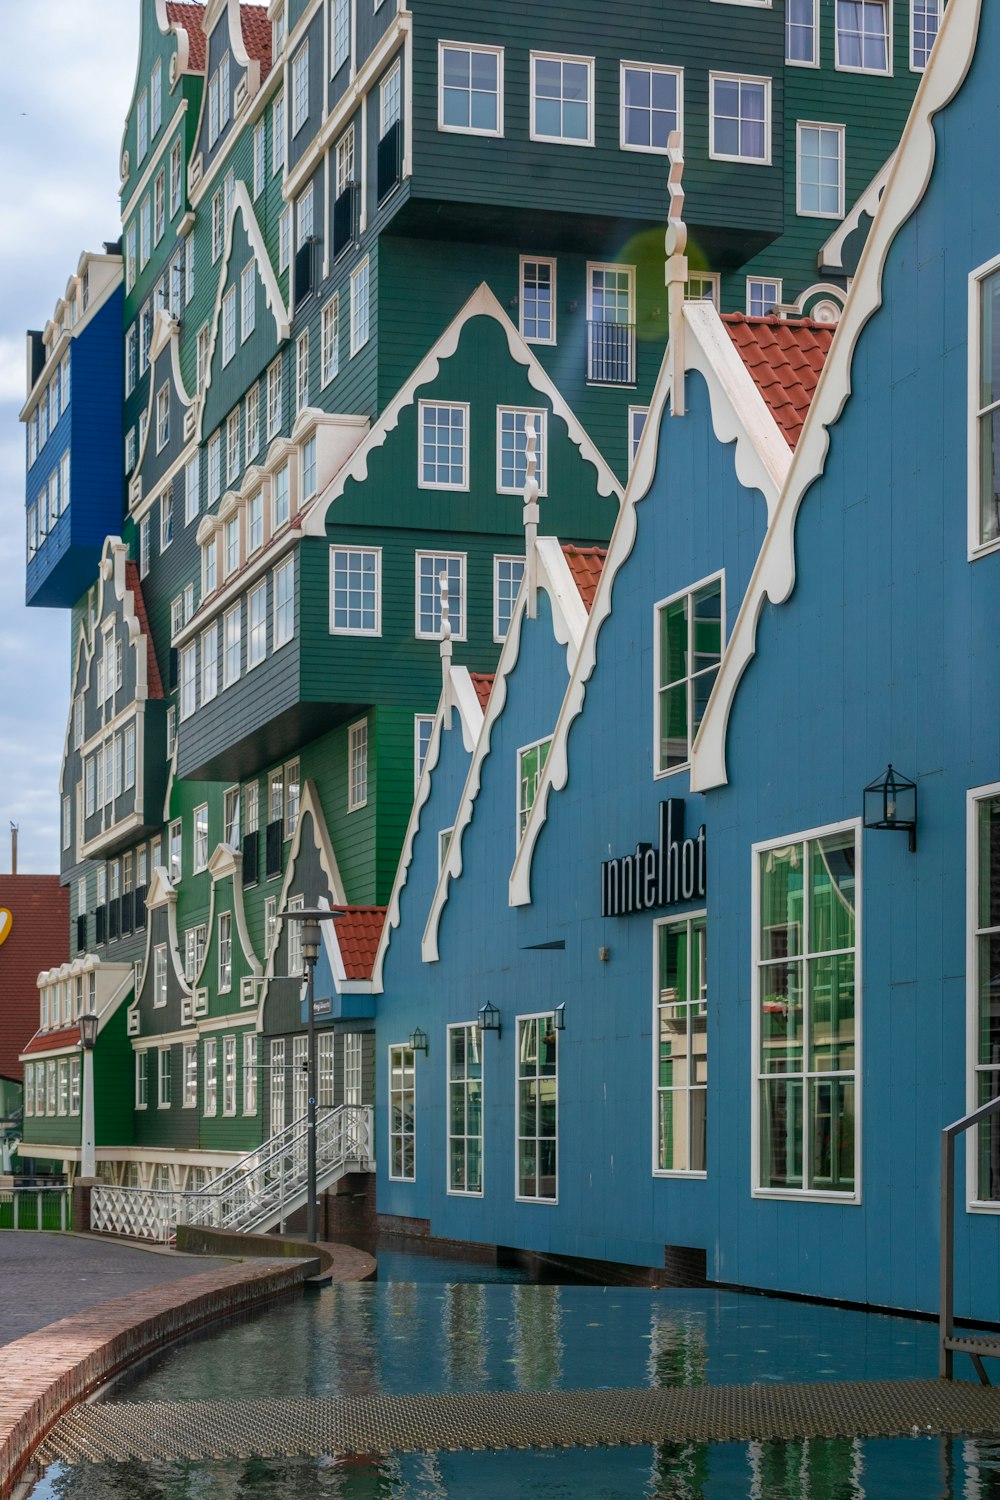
124,562 -> 165,699
22,1026 -> 80,1057
241,3 -> 273,80
165,2 -> 206,72
561,545 -> 607,612
331,907 -> 386,981
722,313 -> 835,450
0,876 -> 69,1081
469,673 -> 494,713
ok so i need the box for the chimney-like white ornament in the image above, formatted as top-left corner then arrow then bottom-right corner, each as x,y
665,129 -> 688,418
439,568 -> 453,729
522,416 -> 539,620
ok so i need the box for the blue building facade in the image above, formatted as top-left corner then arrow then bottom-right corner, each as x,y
24,251 -> 123,609
375,0 -> 1000,1322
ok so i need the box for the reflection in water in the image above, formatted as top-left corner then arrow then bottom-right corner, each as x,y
443,1282 -> 487,1388
748,1438 -> 863,1500
648,1304 -> 708,1388
508,1283 -> 563,1390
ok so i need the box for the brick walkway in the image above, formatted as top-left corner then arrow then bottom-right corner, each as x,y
0,1231 -> 233,1345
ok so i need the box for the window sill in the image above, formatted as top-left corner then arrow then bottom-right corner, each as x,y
514,1194 -> 559,1206
446,1187 -> 484,1199
752,1187 -> 861,1205
653,1169 -> 707,1180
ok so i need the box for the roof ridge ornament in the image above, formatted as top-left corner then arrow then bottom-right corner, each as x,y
665,130 -> 688,418
522,416 -> 539,620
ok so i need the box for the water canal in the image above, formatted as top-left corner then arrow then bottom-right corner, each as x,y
27,1250 -> 1000,1499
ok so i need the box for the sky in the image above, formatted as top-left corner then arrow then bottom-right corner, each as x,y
0,2 -> 140,874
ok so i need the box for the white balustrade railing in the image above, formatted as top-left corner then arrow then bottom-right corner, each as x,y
89,1105 -> 373,1244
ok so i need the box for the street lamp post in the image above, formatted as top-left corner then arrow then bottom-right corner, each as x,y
78,1012 -> 99,1180
283,907 -> 342,1243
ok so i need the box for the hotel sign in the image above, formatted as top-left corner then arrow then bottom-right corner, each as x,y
600,801 -> 706,918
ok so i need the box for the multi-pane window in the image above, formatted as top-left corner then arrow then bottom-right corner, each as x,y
265,895 -> 278,955
224,513 -> 240,577
140,197 -> 151,266
209,431 -> 222,504
273,557 -> 295,647
292,41 -> 310,132
389,1045 -> 416,1180
297,182 -> 314,243
185,452 -> 200,524
344,1033 -> 363,1105
757,826 -> 858,1195
269,1037 -> 285,1133
655,915 -> 708,1173
497,409 -> 547,494
620,63 -> 681,153
218,912 -> 233,992
836,0 -> 890,71
212,186 -> 225,261
267,357 -> 283,439
332,0 -> 350,72
518,738 -> 551,842
530,53 -> 593,145
786,0 -> 819,63
797,123 -> 845,217
136,1050 -> 149,1109
204,1038 -> 218,1116
160,489 -> 173,550
273,91 -> 286,173
201,622 -> 218,703
629,406 -> 648,470
330,547 -> 381,634
183,1044 -> 198,1107
381,60 -> 401,136
158,1047 -> 172,1108
321,296 -> 339,386
746,278 -> 782,317
439,43 -> 503,135
285,759 -> 300,838
335,127 -> 355,197
296,332 -> 310,413
224,604 -> 241,686
587,264 -> 636,383
350,259 -> 370,353
279,205 -> 292,271
244,1035 -> 258,1114
137,89 -> 148,158
911,0 -> 941,68
493,555 -> 525,641
180,643 -> 197,720
710,74 -> 770,163
222,286 -> 237,365
520,258 -> 555,344
241,261 -> 256,340
973,792 -> 1000,1201
971,264 -> 1000,551
419,403 -> 468,489
247,491 -> 264,554
416,552 -> 465,639
153,169 -> 165,244
448,1024 -> 483,1194
414,714 -> 434,787
169,819 -> 182,882
655,576 -> 724,774
224,786 -> 241,849
154,944 -> 167,1007
156,384 -> 170,451
245,384 -> 260,460
252,118 -> 267,197
287,893 -> 305,975
193,803 -> 209,871
223,1036 -> 237,1115
516,1015 -> 557,1200
184,924 -> 206,982
348,721 -> 368,810
151,58 -> 161,134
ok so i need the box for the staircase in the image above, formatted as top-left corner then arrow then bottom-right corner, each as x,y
90,1104 -> 373,1244
940,1094 -> 1000,1381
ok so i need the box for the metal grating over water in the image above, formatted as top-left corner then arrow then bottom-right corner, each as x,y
38,1381 -> 1000,1465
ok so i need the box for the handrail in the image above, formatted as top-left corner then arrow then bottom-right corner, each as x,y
939,1093 -> 1000,1378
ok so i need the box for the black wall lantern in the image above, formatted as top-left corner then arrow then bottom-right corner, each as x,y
864,764 -> 917,852
78,1012 -> 99,1050
408,1027 -> 428,1055
478,1001 -> 502,1040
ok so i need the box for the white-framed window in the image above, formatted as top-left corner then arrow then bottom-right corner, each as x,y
271,556 -> 295,648
344,1032 -> 363,1105
211,185 -> 225,262
835,0 -> 891,73
168,818 -> 182,882
202,535 -> 218,598
416,552 -> 466,639
269,1037 -> 285,1133
350,258 -> 370,354
279,205 -> 292,272
70,1056 -> 81,1115
248,582 -> 267,668
158,1046 -> 172,1109
197,323 -> 210,393
754,822 -> 859,1198
204,1038 -> 218,1116
297,181 -> 314,243
493,555 -> 525,641
245,384 -> 260,461
273,91 -> 286,173
137,87 -> 148,158
57,1058 -> 69,1116
419,402 -> 468,490
284,759 -> 300,839
389,1045 -> 416,1180
224,785 -> 240,849
140,196 -> 151,267
292,40 -> 310,133
267,357 -> 283,439
218,911 -> 233,992
438,828 -> 453,871
208,430 -> 222,503
222,286 -> 237,365
497,408 -> 547,495
448,1023 -> 483,1194
160,489 -> 174,551
335,125 -> 355,197
620,62 -> 682,154
970,786 -> 1000,1205
971,254 -> 1000,556
184,923 -> 207,982
223,1035 -> 237,1115
62,795 -> 71,851
911,0 -> 941,69
224,604 -> 242,687
247,490 -> 264,554
414,714 -> 434,787
183,1044 -> 198,1107
516,1014 -> 558,1201
224,513 -> 240,578
330,546 -> 381,635
155,384 -> 170,452
438,41 -> 504,136
321,296 -> 339,386
241,261 -> 256,340
587,262 -> 636,383
655,574 -> 724,775
244,1034 -> 258,1114
519,257 -> 556,345
296,331 -> 310,413
654,913 -> 708,1174
193,803 -> 209,872
746,277 -> 782,317
136,1050 -> 149,1109
380,58 -> 401,138
348,720 -> 368,810
253,120 -> 266,197
530,52 -> 594,146
797,122 -> 845,218
629,406 -> 649,470
227,409 -> 241,484
124,724 -> 136,790
153,169 -> 165,244
518,737 -> 551,842
264,894 -> 277,956
185,451 -> 200,524
167,705 -> 177,759
287,892 -> 305,975
332,0 -> 350,72
180,642 -> 198,720
709,73 -> 771,163
787,0 -> 819,63
153,943 -> 168,1007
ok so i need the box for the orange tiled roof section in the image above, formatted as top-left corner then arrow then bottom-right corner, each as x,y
22,1025 -> 80,1057
241,3 -> 273,80
721,313 -> 835,450
124,562 -> 165,698
332,907 -> 387,981
165,2 -> 207,72
561,545 -> 607,613
469,674 -> 494,713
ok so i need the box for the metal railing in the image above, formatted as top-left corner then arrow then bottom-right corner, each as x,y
0,1186 -> 71,1231
940,1093 -> 1000,1379
587,320 -> 636,385
90,1103 -> 373,1245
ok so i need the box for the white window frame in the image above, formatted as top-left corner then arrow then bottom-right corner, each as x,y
517,735 -> 551,844
745,277 -> 783,317
652,911 -> 708,1178
653,571 -> 726,778
529,51 -> 595,148
708,72 -> 772,166
292,39 -> 310,134
218,911 -> 233,993
158,1046 -> 172,1109
628,406 -> 649,471
388,1044 -> 416,1182
437,40 -> 504,138
204,1037 -> 218,1116
786,0 -> 820,66
418,401 -> 469,492
329,546 -> 382,636
968,251 -> 1000,560
519,256 -> 557,346
796,121 -> 846,220
136,1050 -> 149,1110
153,944 -> 168,1008
414,714 -> 434,788
834,0 -> 893,75
253,120 -> 266,196
618,60 -> 684,156
514,1012 -> 559,1204
183,1043 -> 198,1108
496,407 -> 547,496
273,556 -> 295,648
350,257 -> 370,355
193,802 -> 209,872
447,1021 -> 484,1197
348,719 -> 369,811
321,295 -> 340,387
967,781 -> 1000,1212
751,818 -> 862,1204
223,1035 -> 237,1116
911,0 -> 942,71
248,581 -> 267,669
493,554 -> 525,643
415,551 -> 467,641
